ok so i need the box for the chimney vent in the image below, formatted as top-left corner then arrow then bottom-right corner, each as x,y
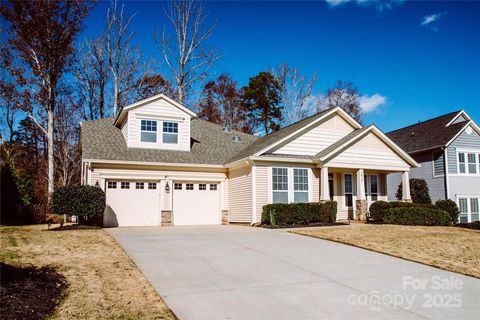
233,135 -> 241,142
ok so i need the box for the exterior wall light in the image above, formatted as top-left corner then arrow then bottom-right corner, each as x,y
165,181 -> 170,193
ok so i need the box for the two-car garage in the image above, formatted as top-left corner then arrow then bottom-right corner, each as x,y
104,180 -> 221,227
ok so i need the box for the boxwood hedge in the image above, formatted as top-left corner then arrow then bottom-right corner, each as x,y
261,201 -> 337,227
51,185 -> 105,226
383,207 -> 450,226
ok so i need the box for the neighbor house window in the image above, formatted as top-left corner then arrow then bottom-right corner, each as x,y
344,174 -> 353,207
471,198 -> 479,222
468,153 -> 477,174
140,120 -> 157,143
458,153 -> 466,173
148,182 -> 156,190
121,182 -> 130,189
272,168 -> 288,203
136,182 -> 144,189
293,168 -> 308,203
458,198 -> 468,223
107,181 -> 117,189
210,184 -> 217,191
174,183 -> 182,190
199,184 -> 207,190
186,183 -> 194,190
370,175 -> 378,202
163,122 -> 178,144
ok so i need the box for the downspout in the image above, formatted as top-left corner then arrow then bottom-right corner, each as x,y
443,147 -> 450,200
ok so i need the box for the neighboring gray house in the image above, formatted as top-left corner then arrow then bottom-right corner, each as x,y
386,110 -> 480,223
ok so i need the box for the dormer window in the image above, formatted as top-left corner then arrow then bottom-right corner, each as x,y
163,122 -> 178,144
141,120 -> 157,143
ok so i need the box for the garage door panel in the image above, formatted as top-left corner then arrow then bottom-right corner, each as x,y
173,182 -> 220,225
105,181 -> 161,227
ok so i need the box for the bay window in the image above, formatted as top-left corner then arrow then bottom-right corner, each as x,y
272,168 -> 288,203
293,168 -> 309,203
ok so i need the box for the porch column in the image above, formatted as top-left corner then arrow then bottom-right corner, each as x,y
355,169 -> 367,221
402,171 -> 412,202
319,166 -> 330,202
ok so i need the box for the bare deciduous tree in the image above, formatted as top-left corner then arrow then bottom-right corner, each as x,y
76,36 -> 110,120
272,63 -> 317,126
157,0 -> 219,105
106,0 -> 142,115
317,80 -> 362,123
1,0 -> 91,195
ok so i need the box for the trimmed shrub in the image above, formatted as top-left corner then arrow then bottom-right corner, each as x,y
435,199 -> 460,224
396,178 -> 432,204
261,201 -> 337,227
383,206 -> 450,226
51,185 -> 105,226
368,201 -> 414,222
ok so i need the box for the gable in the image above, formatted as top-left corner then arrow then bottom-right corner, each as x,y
449,124 -> 480,149
270,114 -> 355,156
325,131 -> 411,171
450,114 -> 468,125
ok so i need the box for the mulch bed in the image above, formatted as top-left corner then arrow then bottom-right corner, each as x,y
260,221 -> 350,229
47,224 -> 101,231
0,262 -> 68,320
455,221 -> 480,230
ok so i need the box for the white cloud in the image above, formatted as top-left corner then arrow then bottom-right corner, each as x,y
358,94 -> 387,113
421,12 -> 447,26
325,0 -> 404,11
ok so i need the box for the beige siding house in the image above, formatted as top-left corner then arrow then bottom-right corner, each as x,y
81,94 -> 418,227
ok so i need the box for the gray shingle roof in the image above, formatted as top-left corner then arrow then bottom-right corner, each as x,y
386,111 -> 466,154
81,118 -> 258,165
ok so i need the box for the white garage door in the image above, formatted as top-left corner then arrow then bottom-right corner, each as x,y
105,181 -> 161,227
173,182 -> 221,225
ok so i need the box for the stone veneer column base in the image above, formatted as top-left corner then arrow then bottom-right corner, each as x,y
403,199 -> 413,203
355,200 -> 367,221
161,210 -> 172,226
222,210 -> 229,225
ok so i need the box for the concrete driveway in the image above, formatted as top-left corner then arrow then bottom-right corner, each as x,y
109,226 -> 479,320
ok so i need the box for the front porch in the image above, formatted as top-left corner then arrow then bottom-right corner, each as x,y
318,167 -> 412,221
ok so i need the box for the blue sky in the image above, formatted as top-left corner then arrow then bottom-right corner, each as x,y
81,0 -> 480,132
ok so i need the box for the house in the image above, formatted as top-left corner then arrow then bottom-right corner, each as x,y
386,110 -> 480,223
81,94 -> 418,227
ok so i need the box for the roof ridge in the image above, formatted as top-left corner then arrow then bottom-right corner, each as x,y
387,110 -> 462,134
192,118 -> 257,138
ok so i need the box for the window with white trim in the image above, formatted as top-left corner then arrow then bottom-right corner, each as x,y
136,182 -> 144,189
186,183 -> 193,190
199,184 -> 207,190
293,168 -> 308,203
468,153 -> 477,174
458,153 -> 466,173
210,184 -> 217,191
458,198 -> 468,223
272,168 -> 288,203
344,174 -> 353,207
163,122 -> 178,144
121,182 -> 130,189
107,181 -> 117,189
370,175 -> 378,202
470,198 -> 479,222
140,120 -> 157,143
174,183 -> 182,190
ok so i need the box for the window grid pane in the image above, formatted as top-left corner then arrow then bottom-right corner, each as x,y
186,183 -> 193,190
136,182 -> 144,189
141,120 -> 157,132
121,182 -> 130,189
210,184 -> 217,191
163,122 -> 178,133
148,182 -> 156,190
272,168 -> 288,191
199,184 -> 207,190
459,153 -> 466,173
293,168 -> 308,191
108,181 -> 117,189
370,175 -> 378,194
470,198 -> 479,213
174,183 -> 182,190
344,174 -> 353,194
459,198 -> 468,213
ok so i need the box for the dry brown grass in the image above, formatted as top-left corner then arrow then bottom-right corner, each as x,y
292,224 -> 480,278
0,225 -> 176,320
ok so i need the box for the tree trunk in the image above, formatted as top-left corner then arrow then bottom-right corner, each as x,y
113,73 -> 118,116
177,85 -> 184,104
47,107 -> 54,197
